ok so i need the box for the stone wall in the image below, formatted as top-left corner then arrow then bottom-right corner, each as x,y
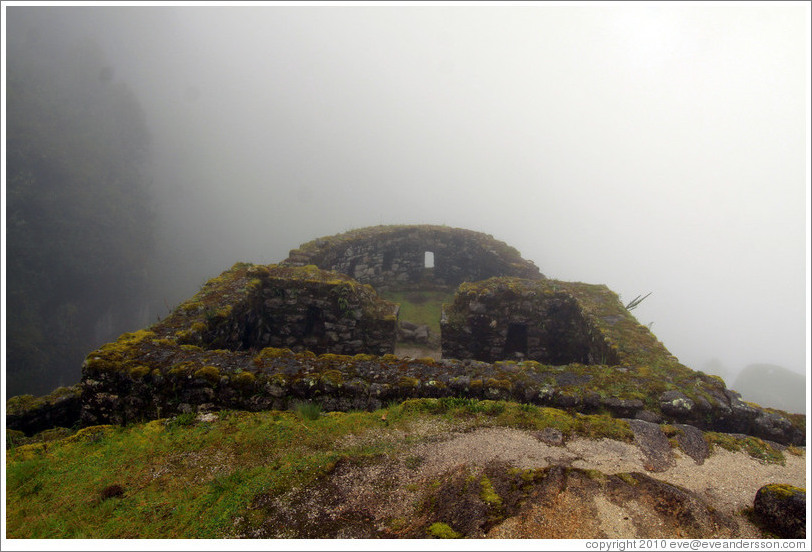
166,264 -> 398,357
442,278 -> 631,365
283,225 -> 543,290
7,336 -> 802,445
6,264 -> 805,446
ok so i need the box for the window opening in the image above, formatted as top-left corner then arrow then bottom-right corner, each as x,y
424,251 -> 435,268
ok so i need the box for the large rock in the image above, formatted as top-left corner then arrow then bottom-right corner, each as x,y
753,484 -> 806,538
6,386 -> 82,435
627,419 -> 674,472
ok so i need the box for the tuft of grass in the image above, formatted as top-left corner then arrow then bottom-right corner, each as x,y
294,401 -> 322,421
165,412 -> 197,429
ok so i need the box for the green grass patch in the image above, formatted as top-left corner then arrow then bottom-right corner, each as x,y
4,399 -> 647,539
705,432 -> 785,464
379,289 -> 454,334
5,409 -> 389,538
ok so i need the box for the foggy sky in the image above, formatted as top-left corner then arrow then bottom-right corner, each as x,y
5,2 -> 810,381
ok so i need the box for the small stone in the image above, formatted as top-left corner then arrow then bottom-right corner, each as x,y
534,427 -> 564,446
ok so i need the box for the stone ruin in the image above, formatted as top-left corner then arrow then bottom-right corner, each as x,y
183,264 -> 398,356
6,225 -> 806,446
441,278 -> 622,365
283,225 -> 543,290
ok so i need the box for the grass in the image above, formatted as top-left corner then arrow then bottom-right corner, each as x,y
379,289 -> 454,334
5,409 -> 388,538
704,432 -> 786,464
293,400 -> 322,420
7,398 -> 783,538
9,399 -> 605,538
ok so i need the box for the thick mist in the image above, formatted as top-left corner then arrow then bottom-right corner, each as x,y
3,5 -> 810,401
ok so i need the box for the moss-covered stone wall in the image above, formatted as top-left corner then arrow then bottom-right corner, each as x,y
5,230 -> 805,449
161,263 -> 398,356
14,335 -> 796,445
283,225 -> 543,290
441,278 -> 622,365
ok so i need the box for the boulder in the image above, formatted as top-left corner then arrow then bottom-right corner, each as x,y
753,484 -> 806,538
674,423 -> 710,465
627,419 -> 674,472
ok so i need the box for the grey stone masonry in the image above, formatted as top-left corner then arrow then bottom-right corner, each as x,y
282,225 -> 543,290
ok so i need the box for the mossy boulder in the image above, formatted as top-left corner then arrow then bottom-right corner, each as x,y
6,385 -> 82,436
753,484 -> 806,538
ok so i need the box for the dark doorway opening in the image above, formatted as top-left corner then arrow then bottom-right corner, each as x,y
382,251 -> 395,272
503,323 -> 528,358
304,306 -> 324,336
347,258 -> 359,278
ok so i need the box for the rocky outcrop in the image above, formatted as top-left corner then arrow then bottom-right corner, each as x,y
753,484 -> 806,538
5,386 -> 82,436
242,456 -> 739,539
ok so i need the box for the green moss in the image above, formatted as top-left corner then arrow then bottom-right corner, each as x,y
233,371 -> 256,387
168,361 -> 198,377
62,425 -> 116,444
174,330 -> 193,343
194,366 -> 221,384
485,378 -> 512,390
582,469 -> 608,482
320,353 -> 350,364
254,347 -> 294,363
428,522 -> 461,539
129,365 -> 150,379
84,330 -> 156,374
763,484 -> 804,499
268,373 -> 287,386
6,386 -> 80,415
319,370 -> 344,387
616,472 -> 639,486
479,475 -> 502,507
6,394 -> 37,414
705,432 -> 785,464
575,414 -> 634,442
398,376 -> 419,389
